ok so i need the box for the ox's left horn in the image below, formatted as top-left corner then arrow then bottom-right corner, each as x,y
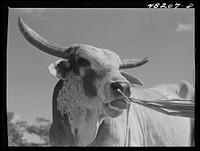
120,57 -> 149,69
18,17 -> 68,58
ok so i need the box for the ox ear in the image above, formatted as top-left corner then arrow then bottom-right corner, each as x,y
121,71 -> 144,86
48,59 -> 71,80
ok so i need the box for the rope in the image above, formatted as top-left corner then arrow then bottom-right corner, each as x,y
128,98 -> 194,118
117,89 -> 131,146
117,89 -> 195,146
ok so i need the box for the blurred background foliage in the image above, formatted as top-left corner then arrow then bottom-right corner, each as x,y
7,112 -> 52,146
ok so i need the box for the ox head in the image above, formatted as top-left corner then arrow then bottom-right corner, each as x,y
18,17 -> 148,145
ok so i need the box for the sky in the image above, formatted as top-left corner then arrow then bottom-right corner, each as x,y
7,8 -> 194,124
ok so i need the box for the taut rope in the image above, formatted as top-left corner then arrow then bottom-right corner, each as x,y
117,89 -> 194,146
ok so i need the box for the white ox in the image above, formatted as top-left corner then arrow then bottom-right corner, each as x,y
18,17 -> 194,146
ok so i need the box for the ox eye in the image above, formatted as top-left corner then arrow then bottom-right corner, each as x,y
77,57 -> 90,67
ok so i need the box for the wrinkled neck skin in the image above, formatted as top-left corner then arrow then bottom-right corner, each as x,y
55,72 -> 105,146
51,72 -> 130,146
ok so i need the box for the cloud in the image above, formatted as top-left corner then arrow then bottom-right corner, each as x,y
175,22 -> 193,32
18,8 -> 50,20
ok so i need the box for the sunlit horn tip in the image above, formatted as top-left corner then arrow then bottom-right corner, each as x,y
18,16 -> 22,22
18,17 -> 23,30
142,57 -> 149,63
18,17 -> 26,30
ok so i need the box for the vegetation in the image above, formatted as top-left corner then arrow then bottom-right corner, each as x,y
7,112 -> 52,146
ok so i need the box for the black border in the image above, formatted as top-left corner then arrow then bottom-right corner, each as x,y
2,0 -> 199,150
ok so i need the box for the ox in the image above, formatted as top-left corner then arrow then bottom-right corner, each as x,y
18,17 -> 194,146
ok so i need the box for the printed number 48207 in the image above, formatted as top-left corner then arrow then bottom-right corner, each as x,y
147,3 -> 193,9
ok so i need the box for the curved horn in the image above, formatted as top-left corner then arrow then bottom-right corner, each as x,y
18,17 -> 69,58
120,57 -> 149,69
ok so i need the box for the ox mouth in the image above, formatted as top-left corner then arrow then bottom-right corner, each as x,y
110,99 -> 128,109
103,99 -> 128,118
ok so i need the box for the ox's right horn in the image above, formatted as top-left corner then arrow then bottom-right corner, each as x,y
120,57 -> 149,69
18,17 -> 69,58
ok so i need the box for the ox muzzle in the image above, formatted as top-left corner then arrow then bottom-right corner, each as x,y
103,81 -> 131,118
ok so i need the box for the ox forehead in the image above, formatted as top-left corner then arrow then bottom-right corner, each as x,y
74,44 -> 121,69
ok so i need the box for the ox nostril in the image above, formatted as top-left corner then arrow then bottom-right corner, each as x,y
111,82 -> 131,96
111,82 -> 123,91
